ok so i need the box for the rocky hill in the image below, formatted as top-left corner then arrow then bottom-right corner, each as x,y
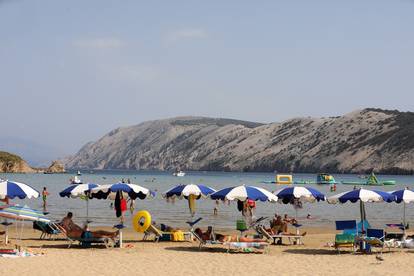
65,109 -> 414,174
0,151 -> 36,173
44,160 -> 66,174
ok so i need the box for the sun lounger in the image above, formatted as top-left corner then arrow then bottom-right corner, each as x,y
54,224 -> 116,248
33,221 -> 61,240
143,224 -> 192,242
190,228 -> 269,253
255,225 -> 303,245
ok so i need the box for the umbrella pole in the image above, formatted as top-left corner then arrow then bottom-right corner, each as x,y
403,202 -> 406,237
4,219 -> 9,244
86,199 -> 89,223
295,208 -> 299,235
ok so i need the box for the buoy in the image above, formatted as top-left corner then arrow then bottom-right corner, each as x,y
132,210 -> 151,233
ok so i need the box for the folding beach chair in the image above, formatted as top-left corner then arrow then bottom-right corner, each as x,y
355,228 -> 392,254
33,221 -> 61,240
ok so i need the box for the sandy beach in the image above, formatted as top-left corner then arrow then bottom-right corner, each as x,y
1,226 -> 413,276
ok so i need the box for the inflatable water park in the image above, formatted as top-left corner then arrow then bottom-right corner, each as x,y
341,172 -> 396,186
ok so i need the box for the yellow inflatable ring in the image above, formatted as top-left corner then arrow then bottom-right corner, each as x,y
132,210 -> 151,233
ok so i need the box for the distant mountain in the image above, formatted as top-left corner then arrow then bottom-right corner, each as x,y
65,109 -> 414,174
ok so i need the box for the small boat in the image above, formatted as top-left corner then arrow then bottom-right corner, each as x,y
316,173 -> 337,185
173,171 -> 186,177
70,176 -> 83,185
77,170 -> 81,176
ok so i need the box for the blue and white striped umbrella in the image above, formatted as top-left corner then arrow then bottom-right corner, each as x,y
328,188 -> 395,233
59,183 -> 100,198
391,189 -> 414,204
163,184 -> 216,199
274,186 -> 325,204
327,188 -> 395,204
163,184 -> 216,216
0,180 -> 39,200
59,183 -> 100,222
89,183 -> 154,200
391,188 -> 414,234
211,185 -> 278,202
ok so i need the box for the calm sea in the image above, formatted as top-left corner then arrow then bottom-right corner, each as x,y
1,171 -> 413,230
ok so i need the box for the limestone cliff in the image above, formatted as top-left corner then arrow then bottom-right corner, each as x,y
65,109 -> 414,174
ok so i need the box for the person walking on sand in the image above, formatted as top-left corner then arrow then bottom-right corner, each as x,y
42,187 -> 50,208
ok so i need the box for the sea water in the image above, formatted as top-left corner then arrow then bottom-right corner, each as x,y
1,170 -> 413,230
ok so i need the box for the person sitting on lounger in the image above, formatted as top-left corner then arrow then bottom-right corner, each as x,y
268,215 -> 306,236
194,228 -> 266,243
60,212 -> 118,239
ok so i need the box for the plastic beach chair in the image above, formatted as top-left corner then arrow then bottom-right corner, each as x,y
355,228 -> 389,253
334,220 -> 357,253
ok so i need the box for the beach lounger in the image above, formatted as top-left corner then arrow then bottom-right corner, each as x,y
32,221 -> 61,240
255,225 -> 303,245
55,224 -> 115,248
334,220 -> 357,253
143,224 -> 192,242
355,228 -> 392,253
190,228 -> 269,253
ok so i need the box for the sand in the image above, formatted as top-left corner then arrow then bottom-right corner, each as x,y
0,226 -> 413,276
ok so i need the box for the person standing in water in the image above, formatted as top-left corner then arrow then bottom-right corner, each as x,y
42,187 -> 50,209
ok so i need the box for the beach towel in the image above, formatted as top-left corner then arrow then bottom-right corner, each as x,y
115,191 -> 122,217
172,231 -> 185,241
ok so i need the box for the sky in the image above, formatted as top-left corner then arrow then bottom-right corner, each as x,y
1,0 -> 414,162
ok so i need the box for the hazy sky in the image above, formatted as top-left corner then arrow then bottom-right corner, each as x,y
1,0 -> 414,157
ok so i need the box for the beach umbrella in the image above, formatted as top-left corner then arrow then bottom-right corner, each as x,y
273,186 -> 325,229
163,184 -> 216,216
391,188 -> 414,235
59,183 -> 100,222
0,180 -> 39,200
327,188 -> 395,233
0,204 -> 50,244
0,180 -> 40,244
274,186 -> 326,204
211,185 -> 277,226
89,183 -> 154,200
0,204 -> 50,222
88,182 -> 154,249
211,185 -> 278,202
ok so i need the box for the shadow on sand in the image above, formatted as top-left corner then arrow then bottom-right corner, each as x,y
164,246 -> 263,254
